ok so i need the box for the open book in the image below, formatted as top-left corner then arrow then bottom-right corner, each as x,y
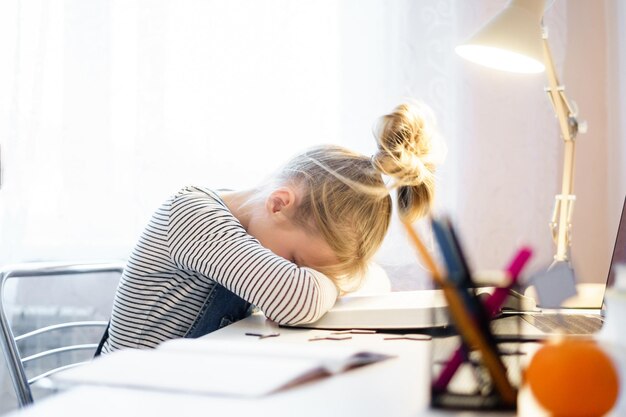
52,338 -> 393,397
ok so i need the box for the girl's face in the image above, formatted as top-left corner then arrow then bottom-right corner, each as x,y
254,218 -> 337,269
247,187 -> 338,270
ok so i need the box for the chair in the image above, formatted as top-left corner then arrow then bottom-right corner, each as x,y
0,261 -> 124,407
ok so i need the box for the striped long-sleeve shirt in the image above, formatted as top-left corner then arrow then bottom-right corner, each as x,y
101,185 -> 338,353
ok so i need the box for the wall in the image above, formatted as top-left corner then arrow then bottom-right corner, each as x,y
565,0 -> 609,283
568,0 -> 626,284
606,0 -> 626,252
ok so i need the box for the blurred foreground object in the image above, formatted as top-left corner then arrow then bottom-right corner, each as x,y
525,338 -> 619,417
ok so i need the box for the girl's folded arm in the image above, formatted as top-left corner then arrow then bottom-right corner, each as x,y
167,194 -> 337,325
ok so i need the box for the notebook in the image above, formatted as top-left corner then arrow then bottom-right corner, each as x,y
294,289 -> 450,330
52,338 -> 393,397
495,195 -> 626,337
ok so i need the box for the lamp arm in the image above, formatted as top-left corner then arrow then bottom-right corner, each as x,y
542,34 -> 583,262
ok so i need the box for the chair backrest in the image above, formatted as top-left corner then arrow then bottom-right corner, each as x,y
0,262 -> 124,407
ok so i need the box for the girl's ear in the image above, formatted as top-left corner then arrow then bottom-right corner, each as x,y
266,187 -> 297,218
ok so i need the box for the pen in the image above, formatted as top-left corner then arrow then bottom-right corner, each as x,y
432,247 -> 532,392
403,220 -> 517,406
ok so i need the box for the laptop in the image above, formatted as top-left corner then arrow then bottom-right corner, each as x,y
494,195 -> 626,338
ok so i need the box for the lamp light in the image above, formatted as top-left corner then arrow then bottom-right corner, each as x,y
456,0 -> 587,272
455,0 -> 545,73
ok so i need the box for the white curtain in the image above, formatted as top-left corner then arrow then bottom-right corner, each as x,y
0,0 -> 624,286
0,0 -> 343,262
0,0 -> 454,290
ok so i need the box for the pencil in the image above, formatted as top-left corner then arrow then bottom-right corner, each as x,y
402,220 -> 517,405
433,247 -> 532,392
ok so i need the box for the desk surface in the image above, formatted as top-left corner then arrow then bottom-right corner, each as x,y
7,313 -> 618,417
8,314 -> 444,417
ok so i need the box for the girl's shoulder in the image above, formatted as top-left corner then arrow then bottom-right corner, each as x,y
172,185 -> 227,208
167,186 -> 243,232
167,185 -> 235,222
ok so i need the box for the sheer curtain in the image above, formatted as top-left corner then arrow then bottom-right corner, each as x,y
0,0 -> 345,263
0,0 -> 624,283
0,0 -> 458,289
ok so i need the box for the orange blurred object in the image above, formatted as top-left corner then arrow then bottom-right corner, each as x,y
526,338 -> 620,417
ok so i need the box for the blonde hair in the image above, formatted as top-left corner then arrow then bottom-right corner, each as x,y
270,102 -> 442,292
372,102 -> 442,222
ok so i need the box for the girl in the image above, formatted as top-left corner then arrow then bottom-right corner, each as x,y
98,102 -> 443,353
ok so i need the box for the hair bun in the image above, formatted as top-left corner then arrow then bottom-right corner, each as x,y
372,102 -> 438,186
372,101 -> 445,222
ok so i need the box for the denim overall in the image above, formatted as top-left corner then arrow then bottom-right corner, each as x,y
95,283 -> 252,356
184,283 -> 253,338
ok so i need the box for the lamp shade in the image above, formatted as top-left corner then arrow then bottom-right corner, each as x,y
455,0 -> 546,73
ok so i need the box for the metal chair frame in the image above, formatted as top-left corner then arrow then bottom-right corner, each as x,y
0,262 -> 124,407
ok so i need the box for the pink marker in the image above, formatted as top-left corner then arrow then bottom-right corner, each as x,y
432,247 -> 533,393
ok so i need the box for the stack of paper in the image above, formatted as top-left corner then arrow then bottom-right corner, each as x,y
294,289 -> 450,330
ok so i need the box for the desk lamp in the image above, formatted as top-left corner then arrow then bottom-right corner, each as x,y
455,0 -> 587,278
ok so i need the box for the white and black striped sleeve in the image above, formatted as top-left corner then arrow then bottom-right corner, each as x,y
167,190 -> 338,325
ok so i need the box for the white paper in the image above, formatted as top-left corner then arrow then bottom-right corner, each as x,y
52,339 -> 392,397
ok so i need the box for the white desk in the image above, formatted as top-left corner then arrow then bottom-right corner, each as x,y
21,310 -> 626,417
10,311 -> 623,417
6,314 -> 454,417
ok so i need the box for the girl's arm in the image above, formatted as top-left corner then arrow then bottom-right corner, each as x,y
167,190 -> 337,325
